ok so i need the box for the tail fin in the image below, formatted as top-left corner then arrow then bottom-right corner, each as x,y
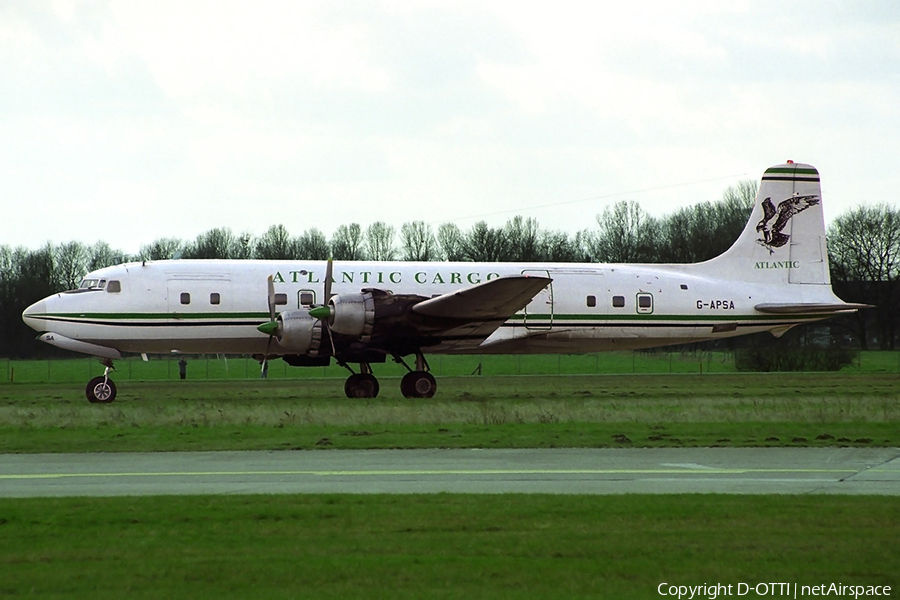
706,162 -> 830,285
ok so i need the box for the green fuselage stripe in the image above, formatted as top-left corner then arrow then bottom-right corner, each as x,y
33,311 -> 819,325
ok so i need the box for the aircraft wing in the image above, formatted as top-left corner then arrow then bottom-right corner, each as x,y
410,275 -> 552,348
412,275 -> 552,320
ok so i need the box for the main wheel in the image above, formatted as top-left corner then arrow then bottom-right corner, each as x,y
344,373 -> 379,398
86,376 -> 117,403
400,371 -> 436,398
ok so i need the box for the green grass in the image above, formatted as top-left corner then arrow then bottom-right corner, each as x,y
0,494 -> 896,599
1,373 -> 897,452
5,351 -> 898,384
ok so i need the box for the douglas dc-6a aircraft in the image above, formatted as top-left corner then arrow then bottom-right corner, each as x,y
23,162 -> 865,402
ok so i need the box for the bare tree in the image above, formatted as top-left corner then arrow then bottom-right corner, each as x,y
503,216 -> 541,262
828,203 -> 900,349
255,225 -> 299,260
436,223 -> 466,261
184,227 -> 238,259
465,221 -> 510,262
296,228 -> 330,260
592,200 -> 659,263
539,230 -> 580,262
400,221 -> 437,261
330,224 -> 366,261
232,233 -> 254,259
54,241 -> 89,290
365,222 -> 396,261
139,238 -> 185,261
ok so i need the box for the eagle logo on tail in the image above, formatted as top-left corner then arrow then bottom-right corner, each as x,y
755,194 -> 820,252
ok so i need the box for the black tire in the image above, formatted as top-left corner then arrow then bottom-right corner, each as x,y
400,371 -> 436,398
400,372 -> 415,398
344,373 -> 379,398
86,376 -> 117,403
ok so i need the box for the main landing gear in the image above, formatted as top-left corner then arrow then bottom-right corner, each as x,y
397,352 -> 437,399
340,352 -> 437,399
343,363 -> 380,398
85,358 -> 117,403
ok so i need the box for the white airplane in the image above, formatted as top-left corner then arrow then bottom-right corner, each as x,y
23,161 -> 864,402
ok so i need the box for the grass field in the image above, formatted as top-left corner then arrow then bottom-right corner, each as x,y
2,362 -> 898,597
1,372 -> 897,453
4,351 -> 900,384
0,494 -> 896,599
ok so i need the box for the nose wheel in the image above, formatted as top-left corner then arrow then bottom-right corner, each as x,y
86,360 -> 117,403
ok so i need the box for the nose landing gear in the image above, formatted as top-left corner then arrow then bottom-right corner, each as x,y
86,359 -> 117,403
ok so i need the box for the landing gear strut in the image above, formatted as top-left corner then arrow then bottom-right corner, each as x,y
343,362 -> 379,398
397,352 -> 437,398
86,358 -> 117,403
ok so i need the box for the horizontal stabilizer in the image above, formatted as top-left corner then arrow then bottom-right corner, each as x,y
754,303 -> 871,314
413,275 -> 551,320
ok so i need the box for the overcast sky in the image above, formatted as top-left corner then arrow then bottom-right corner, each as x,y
2,0 -> 898,255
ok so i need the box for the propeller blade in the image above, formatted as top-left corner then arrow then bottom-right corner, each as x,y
260,275 -> 279,376
267,275 -> 276,322
322,258 -> 335,356
261,333 -> 273,375
324,258 -> 333,303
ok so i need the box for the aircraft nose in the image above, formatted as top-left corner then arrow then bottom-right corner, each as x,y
22,299 -> 48,331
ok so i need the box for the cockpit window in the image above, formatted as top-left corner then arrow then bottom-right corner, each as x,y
79,278 -> 106,290
107,280 -> 121,293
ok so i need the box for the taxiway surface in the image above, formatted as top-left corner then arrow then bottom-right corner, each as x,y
1,448 -> 898,497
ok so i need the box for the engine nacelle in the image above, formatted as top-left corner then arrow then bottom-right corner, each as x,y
276,309 -> 323,355
327,292 -> 375,341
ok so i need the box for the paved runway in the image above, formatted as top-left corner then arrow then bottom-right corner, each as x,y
1,448 -> 898,497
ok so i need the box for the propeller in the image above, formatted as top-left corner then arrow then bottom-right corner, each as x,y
307,258 -> 336,356
257,275 -> 278,375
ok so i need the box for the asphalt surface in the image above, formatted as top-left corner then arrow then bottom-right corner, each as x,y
2,448 -> 898,497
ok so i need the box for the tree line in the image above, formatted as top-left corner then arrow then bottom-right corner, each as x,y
2,181 -> 898,357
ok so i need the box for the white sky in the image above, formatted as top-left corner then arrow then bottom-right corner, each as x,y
2,0 -> 899,255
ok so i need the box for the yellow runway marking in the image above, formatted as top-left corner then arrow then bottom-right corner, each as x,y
0,467 -> 868,481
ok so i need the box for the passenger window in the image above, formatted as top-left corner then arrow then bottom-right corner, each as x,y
210,293 -> 221,305
586,295 -> 596,308
612,295 -> 625,308
274,293 -> 288,306
180,292 -> 191,305
299,292 -> 314,307
107,280 -> 121,293
636,293 -> 653,314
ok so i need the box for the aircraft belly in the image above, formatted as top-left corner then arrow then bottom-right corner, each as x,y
102,336 -> 267,355
71,323 -> 267,355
